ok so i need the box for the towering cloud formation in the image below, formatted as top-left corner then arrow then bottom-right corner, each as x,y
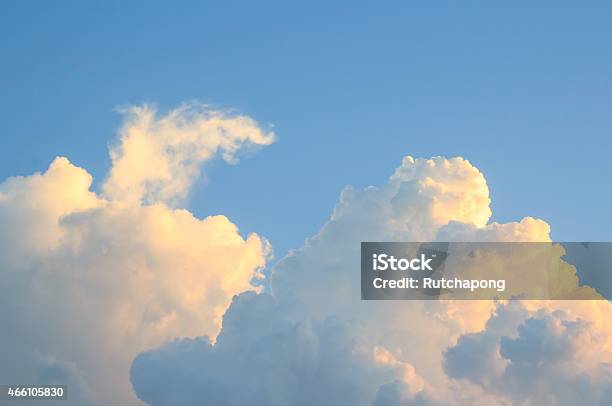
0,104 -> 274,405
131,155 -> 612,405
2,103 -> 610,405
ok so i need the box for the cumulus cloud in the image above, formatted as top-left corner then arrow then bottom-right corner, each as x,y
103,103 -> 275,206
3,105 -> 610,406
272,156 -> 497,317
445,303 -> 612,405
131,291 -> 431,406
131,154 -> 611,405
0,104 -> 273,405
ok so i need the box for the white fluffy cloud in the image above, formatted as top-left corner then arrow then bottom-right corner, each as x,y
131,291 -> 431,406
445,303 -> 612,405
0,104 -> 273,405
3,106 -> 610,405
272,156 -> 497,318
103,103 -> 275,206
131,155 -> 612,405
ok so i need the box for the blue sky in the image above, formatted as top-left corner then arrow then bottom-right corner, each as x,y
1,1 -> 611,260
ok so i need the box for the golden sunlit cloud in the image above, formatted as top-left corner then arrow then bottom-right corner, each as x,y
0,103 -> 274,405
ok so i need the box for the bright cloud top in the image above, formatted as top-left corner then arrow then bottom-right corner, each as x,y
0,103 -> 273,405
103,103 -> 275,206
132,155 -> 612,405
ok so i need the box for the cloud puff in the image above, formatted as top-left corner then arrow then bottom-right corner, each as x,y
0,105 -> 273,405
131,291 -> 431,406
132,154 -> 612,405
103,103 -> 275,206
271,156 -> 498,318
445,303 -> 612,405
